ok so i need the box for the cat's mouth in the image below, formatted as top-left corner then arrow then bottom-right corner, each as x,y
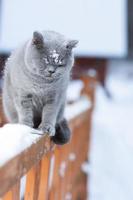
45,73 -> 60,79
45,74 -> 57,82
45,74 -> 53,79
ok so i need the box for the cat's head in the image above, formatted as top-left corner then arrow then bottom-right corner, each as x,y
25,31 -> 78,82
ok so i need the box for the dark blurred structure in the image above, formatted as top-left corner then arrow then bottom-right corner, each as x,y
73,58 -> 109,96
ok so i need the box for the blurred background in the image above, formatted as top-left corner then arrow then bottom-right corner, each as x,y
0,0 -> 133,199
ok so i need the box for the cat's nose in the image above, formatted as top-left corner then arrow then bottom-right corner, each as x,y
48,66 -> 55,74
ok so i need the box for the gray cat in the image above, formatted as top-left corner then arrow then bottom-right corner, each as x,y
2,31 -> 78,144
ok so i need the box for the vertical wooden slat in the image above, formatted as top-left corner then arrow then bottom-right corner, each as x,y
70,124 -> 79,182
24,154 -> 51,200
37,154 -> 51,200
24,163 -> 41,200
2,182 -> 20,200
48,146 -> 69,200
58,146 -> 68,200
2,191 -> 12,200
62,144 -> 73,200
24,166 -> 36,200
48,148 -> 60,200
12,182 -> 20,200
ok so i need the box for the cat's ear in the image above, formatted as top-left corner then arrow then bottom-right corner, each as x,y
65,40 -> 78,50
32,31 -> 44,49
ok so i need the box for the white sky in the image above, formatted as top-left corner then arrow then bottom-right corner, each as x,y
0,0 -> 127,57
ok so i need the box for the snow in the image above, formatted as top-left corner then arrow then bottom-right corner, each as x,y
42,57 -> 49,64
65,96 -> 91,120
67,80 -> 84,102
65,192 -> 72,200
59,161 -> 66,178
48,154 -> 55,189
68,153 -> 76,161
81,162 -> 91,174
0,124 -> 42,166
87,69 -> 97,77
89,61 -> 133,200
50,50 -> 60,64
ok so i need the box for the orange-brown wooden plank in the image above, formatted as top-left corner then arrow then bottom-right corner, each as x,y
58,145 -> 69,200
24,166 -> 36,200
48,145 -> 69,200
2,191 -> 12,200
2,181 -> 20,200
48,149 -> 60,200
24,163 -> 41,200
37,154 -> 51,200
12,182 -> 20,200
24,154 -> 51,200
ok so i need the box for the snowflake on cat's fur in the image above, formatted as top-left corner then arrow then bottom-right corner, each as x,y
50,50 -> 60,64
43,57 -> 49,64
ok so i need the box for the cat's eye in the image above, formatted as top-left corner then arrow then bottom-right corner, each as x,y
58,64 -> 64,67
58,60 -> 65,67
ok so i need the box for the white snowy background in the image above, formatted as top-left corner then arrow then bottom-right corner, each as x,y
89,60 -> 133,200
0,0 -> 127,57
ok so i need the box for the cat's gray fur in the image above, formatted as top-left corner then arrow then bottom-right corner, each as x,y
2,31 -> 78,136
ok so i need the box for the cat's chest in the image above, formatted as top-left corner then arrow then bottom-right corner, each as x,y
32,84 -> 55,96
31,85 -> 57,105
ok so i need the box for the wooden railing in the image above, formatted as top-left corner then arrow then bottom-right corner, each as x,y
0,75 -> 96,200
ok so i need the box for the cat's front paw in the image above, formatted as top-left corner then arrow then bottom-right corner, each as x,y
39,123 -> 55,136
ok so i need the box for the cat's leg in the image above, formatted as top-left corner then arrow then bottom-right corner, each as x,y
16,94 -> 34,127
51,104 -> 71,145
39,103 -> 58,136
56,103 -> 65,123
2,74 -> 18,123
3,96 -> 18,123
